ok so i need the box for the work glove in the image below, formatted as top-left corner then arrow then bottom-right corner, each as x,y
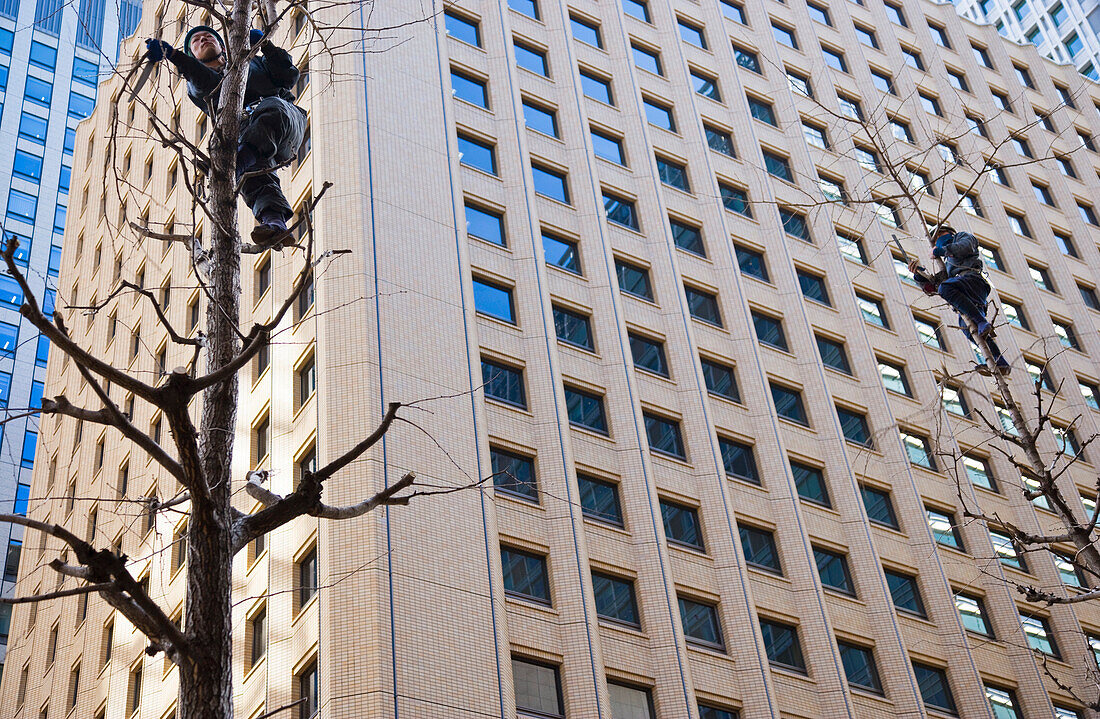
249,28 -> 265,46
931,244 -> 946,258
144,38 -> 174,62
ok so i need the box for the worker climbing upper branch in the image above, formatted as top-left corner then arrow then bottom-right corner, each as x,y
908,225 -> 1011,376
144,25 -> 306,247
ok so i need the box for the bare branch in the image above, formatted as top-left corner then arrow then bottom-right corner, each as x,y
0,582 -> 116,605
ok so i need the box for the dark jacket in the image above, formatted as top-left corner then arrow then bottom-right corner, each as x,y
933,230 -> 983,278
169,44 -> 299,116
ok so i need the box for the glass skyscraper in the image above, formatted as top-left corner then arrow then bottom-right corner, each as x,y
0,0 -> 139,674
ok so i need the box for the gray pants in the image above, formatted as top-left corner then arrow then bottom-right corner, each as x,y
239,96 -> 308,222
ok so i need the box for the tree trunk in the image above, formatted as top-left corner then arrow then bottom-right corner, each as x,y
178,8 -> 252,719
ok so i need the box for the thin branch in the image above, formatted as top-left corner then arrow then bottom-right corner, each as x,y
0,582 -> 116,605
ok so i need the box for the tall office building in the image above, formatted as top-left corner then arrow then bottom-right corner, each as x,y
953,0 -> 1100,81
4,0 -> 1100,716
0,0 -> 140,676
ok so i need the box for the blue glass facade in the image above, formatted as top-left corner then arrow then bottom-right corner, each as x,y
0,0 -> 138,669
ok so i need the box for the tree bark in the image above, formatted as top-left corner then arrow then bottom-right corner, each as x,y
177,8 -> 251,718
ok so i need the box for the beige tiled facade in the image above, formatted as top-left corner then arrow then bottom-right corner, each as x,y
4,0 -> 1100,717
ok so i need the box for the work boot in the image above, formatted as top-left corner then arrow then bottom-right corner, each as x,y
995,356 -> 1011,376
251,210 -> 290,248
976,319 -> 994,338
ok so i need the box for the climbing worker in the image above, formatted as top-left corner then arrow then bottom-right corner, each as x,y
144,25 -> 306,246
909,225 -> 1011,375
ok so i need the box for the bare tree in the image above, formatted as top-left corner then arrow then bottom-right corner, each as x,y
0,3 -> 464,719
768,59 -> 1100,708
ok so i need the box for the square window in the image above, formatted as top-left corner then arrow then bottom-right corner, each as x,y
701,358 -> 739,402
913,662 -> 956,713
753,312 -> 787,351
679,596 -> 724,649
580,70 -> 614,105
990,530 -> 1026,570
885,1 -> 907,25
642,97 -> 676,131
878,360 -> 910,396
956,592 -> 993,636
451,68 -> 489,109
542,232 -> 581,274
787,70 -> 812,97
685,285 -> 722,326
780,208 -> 811,240
772,23 -> 797,49
593,571 -> 639,626
532,163 -> 569,203
491,447 -> 537,500
901,431 -> 935,469
457,133 -> 497,175
616,259 -> 652,299
644,413 -> 685,458
872,71 -> 895,95
1080,284 -> 1100,310
472,277 -> 515,324
482,358 -> 526,408
662,499 -> 703,550
622,0 -> 651,22
609,683 -> 655,719
690,69 -> 721,101
514,40 -> 549,76
736,245 -> 768,281
522,100 -> 559,138
762,150 -> 793,182
501,545 -> 550,604
862,486 -> 899,531
885,568 -> 924,613
629,333 -> 668,376
855,25 -> 878,48
1019,613 -> 1058,656
591,128 -> 626,165
814,547 -> 852,593
445,10 -> 481,46
816,335 -> 850,374
807,2 -> 830,24
577,474 -> 622,525
797,270 -> 830,305
760,619 -> 805,671
721,0 -> 746,23
857,294 -> 889,328
926,507 -> 964,549
803,122 -> 828,149
670,218 -> 705,256
679,19 -> 707,48
792,461 -> 830,506
822,46 -> 848,72
513,658 -> 564,718
739,524 -> 780,573
465,203 -> 505,246
771,383 -> 807,425
836,406 -> 872,447
553,305 -> 593,350
565,385 -> 608,434
839,641 -> 882,693
720,436 -> 757,482
570,15 -> 602,47
705,125 -> 735,156
632,43 -> 663,75
719,184 -> 751,216
733,45 -> 761,73
656,156 -> 690,191
747,95 -> 777,126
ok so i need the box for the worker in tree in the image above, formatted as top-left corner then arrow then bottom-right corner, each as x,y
909,225 -> 1011,375
144,26 -> 306,246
